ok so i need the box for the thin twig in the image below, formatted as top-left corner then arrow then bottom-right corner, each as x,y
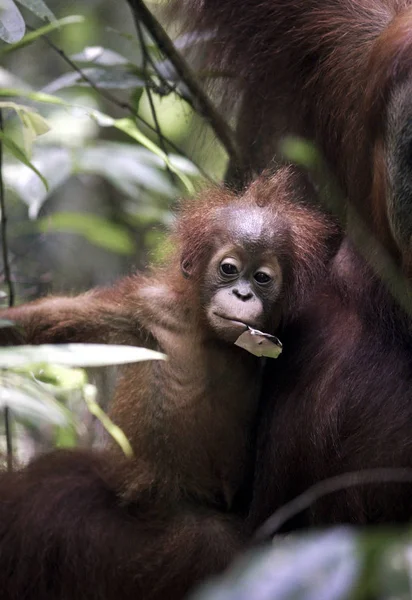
126,0 -> 243,171
132,28 -> 178,98
135,19 -> 176,184
0,112 -> 14,308
4,406 -> 12,472
0,109 -> 14,472
28,26 -> 213,182
255,468 -> 412,540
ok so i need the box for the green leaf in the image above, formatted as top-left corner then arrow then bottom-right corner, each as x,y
0,15 -> 84,55
0,372 -> 69,425
0,87 -> 68,105
0,386 -> 66,424
0,0 -> 25,43
114,118 -> 195,194
20,109 -> 50,136
44,67 -> 145,94
30,364 -> 87,389
280,137 -> 321,169
0,101 -> 51,156
55,425 -> 77,448
77,142 -> 176,198
167,154 -> 201,177
36,212 -> 136,255
19,109 -> 50,155
0,320 -> 14,328
71,46 -> 129,66
192,529 -> 360,600
0,130 -> 48,190
15,0 -> 55,22
5,146 -> 71,218
131,87 -> 144,111
0,90 -> 198,193
0,344 -> 166,368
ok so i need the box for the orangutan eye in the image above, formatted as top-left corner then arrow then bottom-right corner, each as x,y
220,260 -> 239,277
254,271 -> 272,284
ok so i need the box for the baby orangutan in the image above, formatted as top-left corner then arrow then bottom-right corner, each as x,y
0,167 -> 336,600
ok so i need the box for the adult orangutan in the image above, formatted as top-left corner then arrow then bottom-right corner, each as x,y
166,0 -> 412,528
172,0 -> 412,268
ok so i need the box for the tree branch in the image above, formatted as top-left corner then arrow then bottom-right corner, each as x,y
0,111 -> 14,308
135,18 -> 176,184
125,0 -> 243,172
0,109 -> 14,472
255,467 -> 412,540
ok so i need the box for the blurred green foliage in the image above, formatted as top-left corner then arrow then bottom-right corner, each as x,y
0,0 -> 226,462
0,0 -> 227,298
191,527 -> 412,600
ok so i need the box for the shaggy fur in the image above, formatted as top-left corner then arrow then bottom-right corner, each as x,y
171,0 -> 412,265
0,168 -> 337,599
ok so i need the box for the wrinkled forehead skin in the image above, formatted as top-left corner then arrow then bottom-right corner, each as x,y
212,204 -> 281,255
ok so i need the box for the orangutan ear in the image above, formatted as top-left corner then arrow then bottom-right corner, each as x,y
180,255 -> 193,279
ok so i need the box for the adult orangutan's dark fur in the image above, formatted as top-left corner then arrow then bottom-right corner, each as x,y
166,0 -> 412,525
249,238 -> 412,530
0,168 -> 337,600
172,0 -> 412,270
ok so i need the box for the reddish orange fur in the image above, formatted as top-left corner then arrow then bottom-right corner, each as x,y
0,168 -> 337,599
171,0 -> 412,261
166,0 -> 412,531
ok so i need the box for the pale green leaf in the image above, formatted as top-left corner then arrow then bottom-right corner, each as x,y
0,0 -> 25,43
77,142 -> 176,197
18,109 -> 50,156
71,46 -> 129,66
0,344 -> 166,368
0,372 -> 69,425
0,386 -> 67,424
0,100 -> 51,151
167,154 -> 200,177
20,109 -> 50,136
280,137 -> 320,169
15,0 -> 55,22
43,67 -> 145,94
114,118 -> 195,194
0,87 -> 68,105
0,90 -> 197,192
4,146 -> 71,217
36,212 -> 136,255
0,319 -> 14,328
30,364 -> 87,389
0,15 -> 84,55
191,529 -> 359,600
0,129 -> 48,190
